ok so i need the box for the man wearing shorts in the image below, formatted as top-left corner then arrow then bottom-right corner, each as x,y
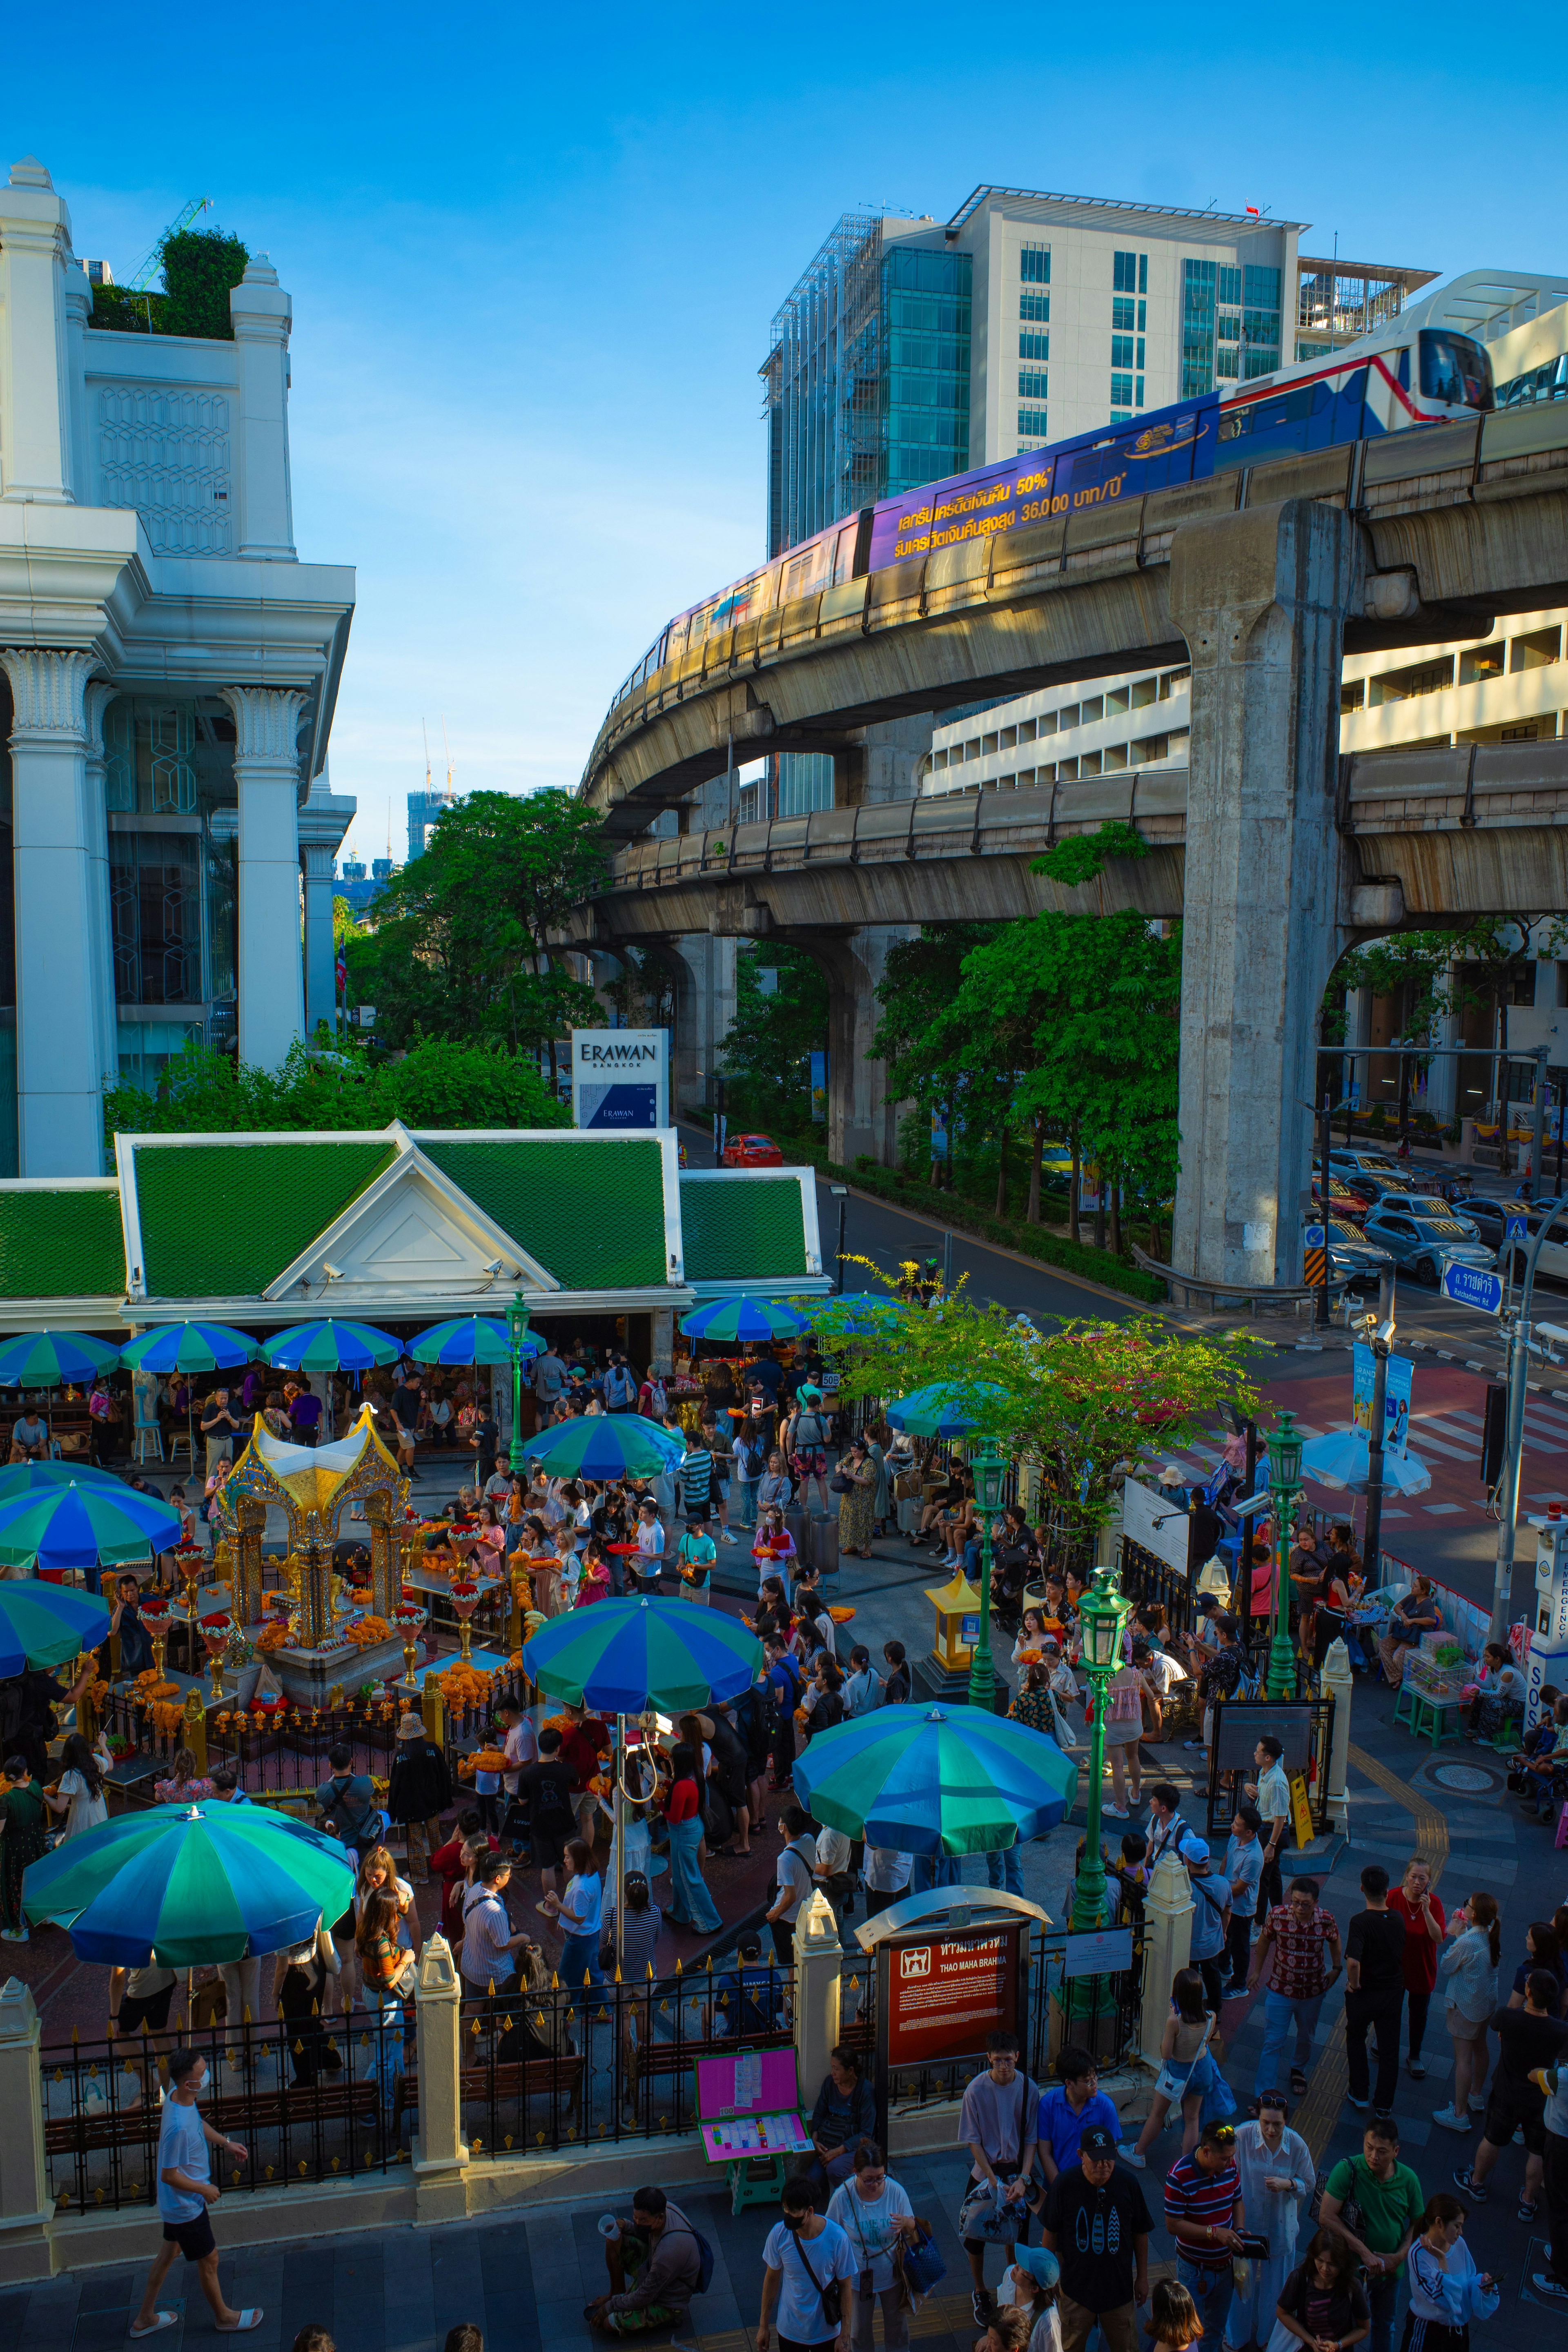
130,2046 -> 260,2336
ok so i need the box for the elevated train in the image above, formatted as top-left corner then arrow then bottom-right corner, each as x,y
609,268 -> 1568,714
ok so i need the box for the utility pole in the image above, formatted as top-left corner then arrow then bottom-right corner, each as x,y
829,1183 -> 848,1292
1488,1201 -> 1568,1642
1359,1273 -> 1396,1579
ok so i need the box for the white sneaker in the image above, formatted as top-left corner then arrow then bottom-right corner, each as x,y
1431,2105 -> 1471,2132
1468,2094 -> 1487,2112
1118,2145 -> 1147,2168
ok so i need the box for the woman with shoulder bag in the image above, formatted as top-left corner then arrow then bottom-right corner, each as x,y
274,1925 -> 343,2084
826,2140 -> 918,2351
786,1390 -> 834,1520
355,1888 -> 414,2106
835,1439 -> 878,1561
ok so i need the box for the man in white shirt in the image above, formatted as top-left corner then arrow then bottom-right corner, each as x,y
864,1846 -> 913,1918
766,1806 -> 818,1966
1244,1735 -> 1291,1914
497,1698 -> 537,1846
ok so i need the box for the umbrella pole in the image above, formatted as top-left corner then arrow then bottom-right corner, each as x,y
615,1711 -> 625,1983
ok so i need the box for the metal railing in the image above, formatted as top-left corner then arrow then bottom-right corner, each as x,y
41,2010 -> 405,2214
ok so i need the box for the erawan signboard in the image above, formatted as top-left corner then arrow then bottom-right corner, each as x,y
571,1029 -> 668,1131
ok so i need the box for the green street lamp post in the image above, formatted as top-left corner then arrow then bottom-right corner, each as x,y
965,1445 -> 1008,1711
1262,1409 -> 1304,1700
506,1291 -> 532,1476
1069,1562 -> 1135,1933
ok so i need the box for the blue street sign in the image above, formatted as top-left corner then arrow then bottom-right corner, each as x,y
1504,1212 -> 1529,1242
1441,1260 -> 1504,1315
1305,1223 -> 1326,1250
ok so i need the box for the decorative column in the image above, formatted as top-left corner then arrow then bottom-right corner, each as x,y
221,685 -> 307,1069
0,648 -> 105,1174
300,839 -> 337,1039
412,1932 -> 468,2219
1138,1850 -> 1194,2067
1322,1635 -> 1353,1836
228,256 -> 296,561
0,1977 -> 51,2283
0,158 -> 75,506
366,1489 -> 402,1621
82,682 -> 120,1097
298,1534 -> 333,1649
232,1493 -> 265,1628
793,1890 -> 844,2100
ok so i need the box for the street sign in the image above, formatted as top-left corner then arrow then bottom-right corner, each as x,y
1441,1261 -> 1504,1315
1304,1221 -> 1326,1288
1504,1212 -> 1528,1243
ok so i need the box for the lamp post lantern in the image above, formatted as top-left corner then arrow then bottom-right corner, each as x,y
1262,1409 -> 1303,1700
1069,1561 -> 1134,1932
965,1446 -> 1008,1710
506,1291 -> 532,1476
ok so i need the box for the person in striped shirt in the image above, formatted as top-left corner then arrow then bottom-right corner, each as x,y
1164,2121 -> 1245,2346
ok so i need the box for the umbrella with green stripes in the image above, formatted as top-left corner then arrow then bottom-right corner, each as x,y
0,1577 -> 111,1674
119,1321 -> 258,1374
22,1800 -> 357,1965
678,1296 -> 813,1343
408,1316 -> 543,1366
0,1479 -> 180,1573
521,1594 -> 763,1714
792,1702 -> 1076,1855
0,1330 -> 121,1386
0,1460 -> 124,1503
263,1319 -> 402,1372
523,1413 -> 683,1480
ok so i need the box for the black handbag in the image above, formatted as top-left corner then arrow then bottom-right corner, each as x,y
829,1470 -> 853,1494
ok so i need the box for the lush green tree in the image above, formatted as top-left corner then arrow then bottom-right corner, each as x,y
812,1277 -> 1258,1545
717,945 -> 829,1127
871,926 -> 996,1185
332,895 -> 363,949
345,790 -> 607,1083
104,1035 -> 569,1139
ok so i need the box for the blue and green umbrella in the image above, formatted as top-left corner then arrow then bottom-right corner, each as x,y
819,1292 -> 908,1334
885,1381 -> 1011,1439
22,1800 -> 357,1966
0,1460 -> 124,1503
679,1296 -> 813,1343
408,1315 -> 543,1367
263,1319 -> 402,1372
0,1479 -> 180,1574
0,1577 -> 111,1675
524,1413 -> 683,1481
792,1702 -> 1076,1856
0,1330 -> 121,1387
521,1594 -> 763,1715
119,1321 -> 258,1375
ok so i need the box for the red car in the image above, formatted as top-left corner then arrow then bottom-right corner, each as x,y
1312,1174 -> 1371,1225
722,1132 -> 784,1167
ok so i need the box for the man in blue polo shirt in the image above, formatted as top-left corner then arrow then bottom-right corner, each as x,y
1033,2047 -> 1124,2187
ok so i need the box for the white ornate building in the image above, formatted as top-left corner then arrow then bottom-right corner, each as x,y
0,156 -> 354,1176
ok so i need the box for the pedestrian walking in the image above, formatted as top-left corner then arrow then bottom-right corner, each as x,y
1248,1877 -> 1343,2100
459,1851 -> 532,2001
1182,1835 -> 1232,2015
1345,1865 -> 1408,2117
1038,2121 -> 1151,2352
1432,1893 -> 1500,2132
1529,2053 -> 1568,2305
660,1741 -> 722,1936
1400,2194 -> 1498,2351
758,2174 -> 856,2352
1223,1807 -> 1264,1993
1452,1967 -> 1568,2218
958,2030 -> 1040,2319
1121,1967 -> 1230,2166
1164,2118 -> 1245,2345
1319,2118 -> 1423,2352
1387,1858 -> 1445,2082
1222,2097 -> 1313,2351
129,2047 -> 260,2336
826,2139 -> 918,2351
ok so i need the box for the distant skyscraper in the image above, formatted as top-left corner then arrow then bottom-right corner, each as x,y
407,786 -> 454,860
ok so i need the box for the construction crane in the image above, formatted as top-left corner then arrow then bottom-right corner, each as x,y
123,196 -> 213,292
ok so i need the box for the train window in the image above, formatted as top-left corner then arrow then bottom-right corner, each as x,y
1419,330 -> 1495,411
832,524 -> 857,585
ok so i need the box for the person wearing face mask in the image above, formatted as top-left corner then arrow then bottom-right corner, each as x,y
129,2046 -> 259,2336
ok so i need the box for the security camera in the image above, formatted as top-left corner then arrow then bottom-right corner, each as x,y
321,1260 -> 345,1282
481,1258 -> 505,1278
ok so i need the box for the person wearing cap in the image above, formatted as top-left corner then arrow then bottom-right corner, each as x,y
1183,1835 -> 1232,2015
1164,2118 -> 1245,2345
1223,1806 -> 1265,1994
1003,2245 -> 1062,2352
387,1707 -> 455,1882
1039,2120 -> 1150,2352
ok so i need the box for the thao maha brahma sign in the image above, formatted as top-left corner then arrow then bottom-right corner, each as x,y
883,1924 -> 1025,2068
570,1029 -> 669,1131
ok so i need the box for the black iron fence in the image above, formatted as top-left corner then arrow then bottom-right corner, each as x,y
42,2010 -> 405,2214
397,1954 -> 797,2157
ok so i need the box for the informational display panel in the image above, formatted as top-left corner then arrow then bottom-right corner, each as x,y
570,1028 -> 668,1130
882,1922 -> 1024,2069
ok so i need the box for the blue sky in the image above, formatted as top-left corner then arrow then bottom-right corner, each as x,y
6,6 -> 1563,862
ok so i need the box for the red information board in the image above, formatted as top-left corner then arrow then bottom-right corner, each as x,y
883,1924 -> 1023,2068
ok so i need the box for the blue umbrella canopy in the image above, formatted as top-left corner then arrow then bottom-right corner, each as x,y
263,1319 -> 402,1372
119,1321 -> 257,1374
0,1479 -> 180,1573
0,1577 -> 111,1674
0,1460 -> 125,1503
22,1800 -> 357,1966
885,1381 -> 1011,1439
408,1315 -> 543,1366
0,1329 -> 121,1386
521,1595 -> 764,1715
792,1702 -> 1075,1855
523,1414 -> 683,1481
679,1296 -> 813,1342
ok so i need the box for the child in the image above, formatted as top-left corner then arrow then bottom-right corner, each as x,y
1110,1831 -> 1149,1925
1145,2277 -> 1202,2352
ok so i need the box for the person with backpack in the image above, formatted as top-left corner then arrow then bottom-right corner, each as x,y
786,1388 -> 834,1519
764,1635 -> 806,1791
517,1728 -> 581,1899
314,1745 -> 379,1861
603,1355 -> 639,1416
586,2183 -> 708,2335
734,1417 -> 770,1528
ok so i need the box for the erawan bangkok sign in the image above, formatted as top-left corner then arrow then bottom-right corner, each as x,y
571,1028 -> 669,1131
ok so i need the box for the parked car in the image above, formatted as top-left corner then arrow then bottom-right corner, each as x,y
1324,1217 -> 1394,1291
1397,1192 -> 1481,1238
1344,1170 -> 1423,1207
1312,1174 -> 1372,1225
1361,1206 -> 1498,1287
1328,1149 -> 1403,1184
721,1132 -> 784,1168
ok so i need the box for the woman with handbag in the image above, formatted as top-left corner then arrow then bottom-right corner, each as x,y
355,1888 -> 414,2104
835,1440 -> 878,1560
1099,1659 -> 1149,1822
826,2140 -> 918,2351
273,1925 -> 343,2084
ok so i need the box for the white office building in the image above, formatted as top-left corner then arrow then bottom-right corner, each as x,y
0,156 -> 354,1176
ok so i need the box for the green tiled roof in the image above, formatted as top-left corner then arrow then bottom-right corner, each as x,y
133,1141 -> 396,1297
680,1176 -> 808,1282
420,1138 -> 668,1290
0,1189 -> 125,1298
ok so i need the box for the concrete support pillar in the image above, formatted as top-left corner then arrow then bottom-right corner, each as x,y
221,685 -> 307,1069
650,1307 -> 675,1374
1138,1851 -> 1194,2066
0,1977 -> 51,2283
228,257 -> 296,560
412,1931 -> 468,2218
0,158 -> 75,506
812,931 -> 904,1167
301,840 -> 337,1039
663,932 -> 735,1114
1322,1635 -> 1353,1837
793,1890 -> 844,2098
1168,499 -> 1354,1289
0,647 -> 105,1173
82,683 -> 120,1094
